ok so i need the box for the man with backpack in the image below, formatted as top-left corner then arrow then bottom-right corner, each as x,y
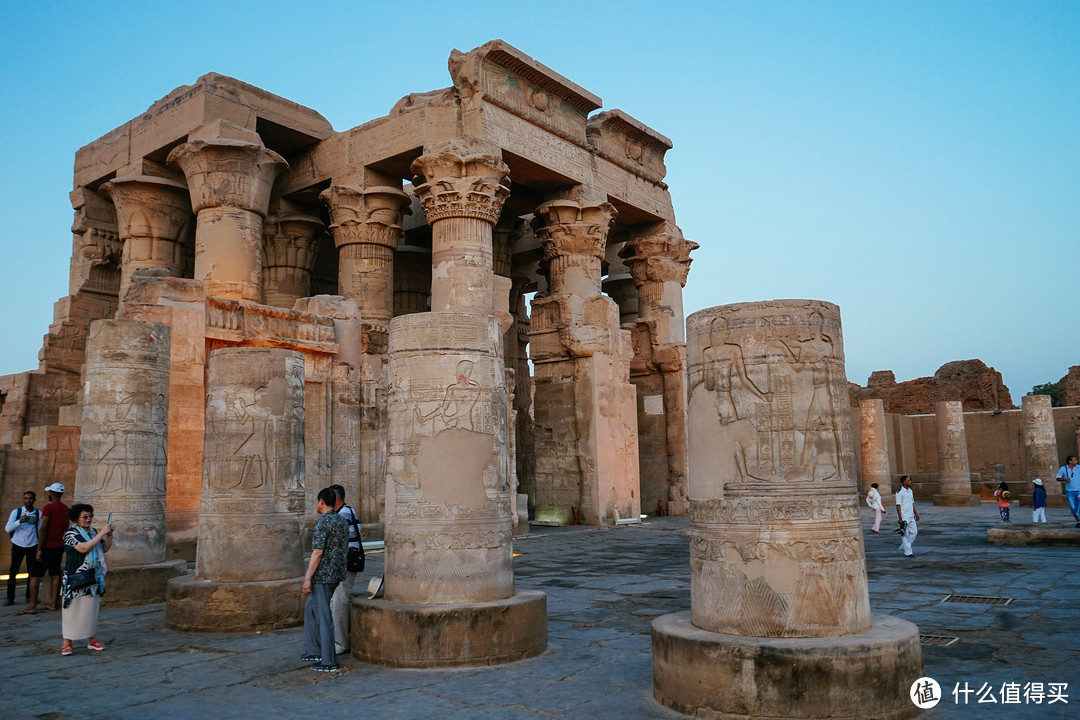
5,491 -> 40,607
328,484 -> 363,656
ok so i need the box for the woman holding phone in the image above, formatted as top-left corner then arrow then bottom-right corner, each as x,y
59,504 -> 114,656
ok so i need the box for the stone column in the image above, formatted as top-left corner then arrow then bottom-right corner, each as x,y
933,400 -> 980,505
75,319 -> 186,605
166,347 -> 306,631
167,123 -> 287,302
859,399 -> 894,504
622,227 -> 697,517
1022,393 -> 1063,506
653,300 -> 922,719
101,175 -> 192,299
529,199 -> 640,526
261,211 -> 324,308
351,142 -> 545,668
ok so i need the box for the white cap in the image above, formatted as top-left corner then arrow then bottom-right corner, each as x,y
45,483 -> 66,493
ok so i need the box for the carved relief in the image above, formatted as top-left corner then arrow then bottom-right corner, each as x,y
411,146 -> 510,224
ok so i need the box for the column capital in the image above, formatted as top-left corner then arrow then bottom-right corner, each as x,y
167,138 -> 287,216
101,175 -> 192,243
620,226 -> 698,288
532,199 -> 616,297
410,146 -> 510,224
319,184 -> 411,250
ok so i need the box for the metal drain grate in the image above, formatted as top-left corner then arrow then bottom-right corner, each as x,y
942,594 -> 1013,606
919,634 -> 960,647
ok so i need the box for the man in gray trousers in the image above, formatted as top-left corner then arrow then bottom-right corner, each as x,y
301,487 -> 348,672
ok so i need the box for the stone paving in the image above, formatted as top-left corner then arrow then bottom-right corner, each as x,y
0,505 -> 1076,719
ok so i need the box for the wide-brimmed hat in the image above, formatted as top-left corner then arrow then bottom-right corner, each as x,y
1033,478 -> 1043,486
44,482 -> 65,493
1002,490 -> 1011,500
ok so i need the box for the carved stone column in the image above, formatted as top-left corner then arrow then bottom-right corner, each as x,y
621,227 -> 697,517
261,212 -> 324,308
933,401 -> 980,505
75,319 -> 186,605
653,300 -> 922,720
859,399 -> 894,504
353,142 -> 545,668
102,175 -> 192,299
411,146 -> 510,313
166,347 -> 306,631
1022,394 -> 1063,506
167,124 -> 287,302
528,199 -> 640,526
320,185 -> 411,324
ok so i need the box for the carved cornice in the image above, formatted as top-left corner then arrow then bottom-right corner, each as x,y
167,138 -> 287,215
320,185 -> 411,250
102,175 -> 192,243
620,227 -> 698,288
410,149 -> 510,224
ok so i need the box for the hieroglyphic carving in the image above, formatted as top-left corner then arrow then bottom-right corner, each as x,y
1022,394 -> 1060,494
686,301 -> 868,639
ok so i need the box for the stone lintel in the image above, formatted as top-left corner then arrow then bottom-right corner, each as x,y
75,73 -> 332,190
351,590 -> 547,668
204,297 -> 338,354
652,611 -> 923,720
450,41 -> 601,148
586,109 -> 672,184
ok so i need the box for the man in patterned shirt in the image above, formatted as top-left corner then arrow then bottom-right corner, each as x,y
301,487 -> 348,672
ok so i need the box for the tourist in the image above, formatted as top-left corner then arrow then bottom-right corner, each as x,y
327,484 -> 362,656
994,482 -> 1011,523
1056,455 -> 1079,527
60,503 -> 114,655
1031,478 -> 1047,523
24,483 -> 69,614
301,487 -> 348,672
865,483 -> 884,533
895,475 -> 919,557
5,490 -> 40,607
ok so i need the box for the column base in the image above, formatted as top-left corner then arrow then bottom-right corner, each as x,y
652,611 -> 923,720
932,493 -> 981,506
165,573 -> 303,632
101,559 -> 188,608
351,589 -> 547,668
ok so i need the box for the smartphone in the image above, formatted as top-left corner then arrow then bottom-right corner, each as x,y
107,512 -> 112,525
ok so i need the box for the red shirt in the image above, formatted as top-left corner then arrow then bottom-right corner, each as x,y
40,501 -> 69,549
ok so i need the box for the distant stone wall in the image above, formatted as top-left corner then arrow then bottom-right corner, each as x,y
1058,366 -> 1080,407
849,359 -> 1015,415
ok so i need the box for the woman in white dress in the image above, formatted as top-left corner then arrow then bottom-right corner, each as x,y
866,483 -> 885,533
60,504 -> 114,656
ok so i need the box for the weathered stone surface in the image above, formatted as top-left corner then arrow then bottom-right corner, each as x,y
351,590 -> 547,668
100,560 -> 187,608
850,359 -> 1016,414
1057,365 -> 1080,407
1022,394 -> 1061,504
76,319 -> 171,568
933,400 -> 980,506
686,300 -> 866,638
987,525 -> 1080,545
859,399 -> 894,503
165,574 -> 303,632
652,612 -> 923,720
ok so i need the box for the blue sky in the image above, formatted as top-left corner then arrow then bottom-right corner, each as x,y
1,1 -> 1077,399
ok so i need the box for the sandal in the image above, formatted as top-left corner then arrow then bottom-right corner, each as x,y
61,644 -> 73,656
87,639 -> 105,651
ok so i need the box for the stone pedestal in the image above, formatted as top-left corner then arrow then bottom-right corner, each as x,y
654,300 -> 922,719
76,319 -> 186,605
933,400 -> 980,506
166,347 -> 306,631
1022,394 -> 1064,506
859,398 -> 895,504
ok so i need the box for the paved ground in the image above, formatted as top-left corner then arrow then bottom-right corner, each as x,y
0,504 -> 1076,719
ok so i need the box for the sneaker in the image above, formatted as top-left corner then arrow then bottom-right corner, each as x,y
61,644 -> 73,656
300,654 -> 321,662
310,663 -> 339,673
87,639 -> 106,651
